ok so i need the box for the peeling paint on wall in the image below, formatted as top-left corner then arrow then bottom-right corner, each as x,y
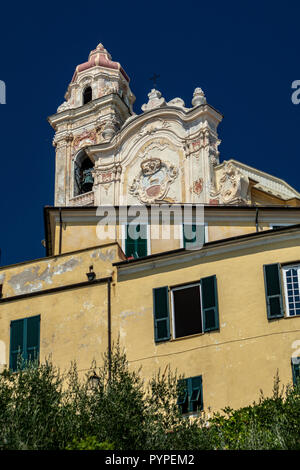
120,307 -> 149,322
7,257 -> 82,295
91,248 -> 117,262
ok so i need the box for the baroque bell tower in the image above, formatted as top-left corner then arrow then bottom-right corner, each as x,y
48,44 -> 135,206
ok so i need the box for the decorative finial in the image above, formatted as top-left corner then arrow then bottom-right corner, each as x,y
192,87 -> 206,107
141,89 -> 166,112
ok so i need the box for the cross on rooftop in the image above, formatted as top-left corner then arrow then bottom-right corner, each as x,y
149,73 -> 160,89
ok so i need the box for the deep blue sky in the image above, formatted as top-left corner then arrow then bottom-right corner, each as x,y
0,1 -> 300,267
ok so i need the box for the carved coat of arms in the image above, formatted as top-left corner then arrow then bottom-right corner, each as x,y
129,158 -> 178,204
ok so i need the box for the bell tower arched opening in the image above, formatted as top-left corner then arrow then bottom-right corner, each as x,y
83,86 -> 92,105
74,150 -> 94,196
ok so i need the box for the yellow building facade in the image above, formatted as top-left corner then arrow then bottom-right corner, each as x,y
1,44 -> 300,414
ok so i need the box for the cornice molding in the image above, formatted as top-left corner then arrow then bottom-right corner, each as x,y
115,227 -> 300,279
86,103 -> 223,157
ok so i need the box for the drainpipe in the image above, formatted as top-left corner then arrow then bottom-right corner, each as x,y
255,207 -> 259,232
59,207 -> 63,255
107,277 -> 112,381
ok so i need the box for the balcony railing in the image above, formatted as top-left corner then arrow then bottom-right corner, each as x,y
69,191 -> 94,206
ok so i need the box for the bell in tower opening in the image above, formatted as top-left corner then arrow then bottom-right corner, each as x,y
74,151 -> 95,196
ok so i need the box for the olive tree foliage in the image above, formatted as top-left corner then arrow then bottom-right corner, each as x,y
1,346 -> 299,450
0,344 -> 206,450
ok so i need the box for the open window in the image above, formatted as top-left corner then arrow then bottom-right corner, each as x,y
74,151 -> 95,196
153,275 -> 219,343
172,283 -> 202,338
177,376 -> 203,414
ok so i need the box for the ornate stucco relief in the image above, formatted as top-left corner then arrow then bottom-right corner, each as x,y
211,161 -> 250,205
124,138 -> 182,204
129,157 -> 179,204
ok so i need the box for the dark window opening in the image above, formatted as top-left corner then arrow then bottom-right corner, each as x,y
172,284 -> 202,338
74,154 -> 94,196
83,86 -> 92,105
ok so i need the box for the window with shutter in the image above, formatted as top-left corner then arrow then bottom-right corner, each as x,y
172,283 -> 202,338
177,376 -> 203,414
125,224 -> 148,259
292,358 -> 300,386
170,277 -> 219,339
10,315 -> 40,371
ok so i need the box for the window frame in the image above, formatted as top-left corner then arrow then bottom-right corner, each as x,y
171,281 -> 203,339
121,223 -> 150,259
282,264 -> 300,318
10,315 -> 40,371
177,375 -> 203,415
291,357 -> 300,385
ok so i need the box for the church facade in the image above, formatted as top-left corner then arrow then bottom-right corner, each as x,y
1,44 -> 300,414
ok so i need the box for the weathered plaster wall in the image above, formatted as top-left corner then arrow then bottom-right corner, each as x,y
0,283 -> 109,373
113,238 -> 300,412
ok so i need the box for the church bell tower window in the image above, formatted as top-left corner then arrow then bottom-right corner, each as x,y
83,86 -> 92,105
74,153 -> 94,196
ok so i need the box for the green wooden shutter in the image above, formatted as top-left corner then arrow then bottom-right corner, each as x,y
125,224 -> 148,258
10,319 -> 24,371
188,376 -> 203,412
263,264 -> 284,319
177,378 -> 188,414
153,286 -> 170,342
125,224 -> 136,258
137,225 -> 148,258
201,275 -> 219,332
